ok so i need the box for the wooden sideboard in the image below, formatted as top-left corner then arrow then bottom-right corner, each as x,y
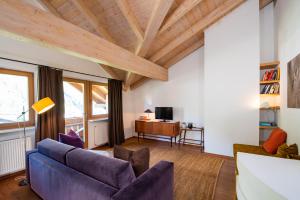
135,120 -> 180,146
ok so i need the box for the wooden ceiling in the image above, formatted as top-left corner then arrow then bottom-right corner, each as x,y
2,0 -> 273,89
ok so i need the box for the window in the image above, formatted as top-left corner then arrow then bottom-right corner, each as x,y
62,78 -> 107,145
90,82 -> 108,119
63,78 -> 86,141
0,68 -> 34,129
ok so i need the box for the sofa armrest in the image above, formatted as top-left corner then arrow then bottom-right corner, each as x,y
233,144 -> 274,174
111,161 -> 174,200
26,149 -> 38,183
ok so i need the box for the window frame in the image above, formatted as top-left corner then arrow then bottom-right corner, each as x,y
63,77 -> 88,122
89,81 -> 108,120
0,68 -> 35,130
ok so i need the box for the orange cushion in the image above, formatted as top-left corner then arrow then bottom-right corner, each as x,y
263,128 -> 287,154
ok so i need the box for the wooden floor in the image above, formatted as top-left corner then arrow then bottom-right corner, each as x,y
0,138 -> 235,200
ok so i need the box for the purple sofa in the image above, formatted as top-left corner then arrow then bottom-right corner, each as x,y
26,139 -> 174,200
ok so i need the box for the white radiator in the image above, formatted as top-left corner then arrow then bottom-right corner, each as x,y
0,137 -> 32,176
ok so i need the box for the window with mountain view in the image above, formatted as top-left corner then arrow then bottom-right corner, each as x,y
0,68 -> 34,129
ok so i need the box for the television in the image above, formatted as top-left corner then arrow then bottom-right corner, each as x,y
155,107 -> 173,121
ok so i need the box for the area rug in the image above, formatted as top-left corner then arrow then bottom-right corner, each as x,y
121,140 -> 224,200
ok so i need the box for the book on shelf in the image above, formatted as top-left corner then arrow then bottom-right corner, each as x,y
260,83 -> 280,94
259,122 -> 277,126
261,68 -> 280,81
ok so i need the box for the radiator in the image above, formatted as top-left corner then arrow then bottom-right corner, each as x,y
0,137 -> 32,176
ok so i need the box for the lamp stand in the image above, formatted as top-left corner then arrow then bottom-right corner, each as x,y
18,107 -> 28,186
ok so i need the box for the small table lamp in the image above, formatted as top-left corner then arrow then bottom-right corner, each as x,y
144,109 -> 153,120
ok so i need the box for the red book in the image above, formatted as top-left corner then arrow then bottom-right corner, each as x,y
268,70 -> 274,81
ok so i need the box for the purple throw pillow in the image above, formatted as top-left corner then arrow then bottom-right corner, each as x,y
67,129 -> 79,138
59,133 -> 84,149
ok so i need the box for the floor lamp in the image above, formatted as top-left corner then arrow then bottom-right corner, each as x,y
18,97 -> 55,186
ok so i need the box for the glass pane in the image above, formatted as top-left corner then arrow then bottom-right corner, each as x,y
91,84 -> 108,116
63,81 -> 85,141
0,73 -> 29,123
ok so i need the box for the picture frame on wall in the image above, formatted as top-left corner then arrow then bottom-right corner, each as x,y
288,53 -> 300,108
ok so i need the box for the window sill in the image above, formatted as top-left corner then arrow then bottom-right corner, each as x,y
0,126 -> 35,134
88,118 -> 108,123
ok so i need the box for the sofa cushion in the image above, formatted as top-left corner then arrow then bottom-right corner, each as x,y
114,145 -> 150,177
37,138 -> 75,164
263,128 -> 287,154
66,148 -> 136,189
59,133 -> 84,148
67,129 -> 78,137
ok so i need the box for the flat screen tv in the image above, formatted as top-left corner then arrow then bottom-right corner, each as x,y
155,107 -> 173,121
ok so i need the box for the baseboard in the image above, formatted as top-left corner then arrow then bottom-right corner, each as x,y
0,170 -> 25,181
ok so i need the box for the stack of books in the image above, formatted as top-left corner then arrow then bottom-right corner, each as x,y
261,69 -> 280,81
261,83 -> 280,94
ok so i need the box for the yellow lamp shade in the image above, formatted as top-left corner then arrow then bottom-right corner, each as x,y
32,97 -> 55,114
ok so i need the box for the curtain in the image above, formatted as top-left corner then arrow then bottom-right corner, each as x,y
108,79 -> 125,147
35,66 -> 65,143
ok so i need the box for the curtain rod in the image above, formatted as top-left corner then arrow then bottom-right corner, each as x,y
0,56 -> 111,80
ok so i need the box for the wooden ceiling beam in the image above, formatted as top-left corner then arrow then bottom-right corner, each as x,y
71,0 -> 115,43
135,0 -> 174,57
116,0 -> 144,42
0,0 -> 168,80
38,0 -> 121,81
37,0 -> 63,18
259,0 -> 273,9
71,0 -> 122,80
125,0 -> 173,89
159,0 -> 204,34
100,64 -> 122,80
150,0 -> 245,63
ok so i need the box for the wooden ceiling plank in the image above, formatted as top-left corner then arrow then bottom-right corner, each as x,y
116,0 -> 144,42
0,0 -> 167,80
37,0 -> 63,18
39,0 -> 121,81
70,0 -> 122,80
135,0 -> 174,57
125,0 -> 173,89
71,0 -> 115,42
150,0 -> 245,63
159,0 -> 204,34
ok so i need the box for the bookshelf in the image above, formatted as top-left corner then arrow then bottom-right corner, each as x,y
260,80 -> 280,85
259,126 -> 278,129
260,61 -> 280,70
259,61 -> 280,144
260,106 -> 280,110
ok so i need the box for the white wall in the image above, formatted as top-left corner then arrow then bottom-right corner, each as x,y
131,47 -> 204,140
276,0 -> 300,146
204,0 -> 260,156
260,2 -> 275,62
